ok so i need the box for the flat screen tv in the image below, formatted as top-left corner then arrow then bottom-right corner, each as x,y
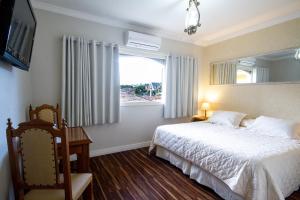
0,0 -> 36,71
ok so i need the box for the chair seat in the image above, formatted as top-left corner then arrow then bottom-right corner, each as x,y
25,173 -> 92,200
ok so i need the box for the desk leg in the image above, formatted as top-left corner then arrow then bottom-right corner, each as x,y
83,181 -> 94,200
77,144 -> 90,173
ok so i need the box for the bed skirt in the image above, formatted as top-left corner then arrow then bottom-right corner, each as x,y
156,146 -> 244,200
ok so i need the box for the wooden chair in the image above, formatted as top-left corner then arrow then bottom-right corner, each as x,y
6,119 -> 93,200
29,104 -> 63,129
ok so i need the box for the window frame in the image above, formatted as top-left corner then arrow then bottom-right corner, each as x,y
119,47 -> 167,107
236,65 -> 255,84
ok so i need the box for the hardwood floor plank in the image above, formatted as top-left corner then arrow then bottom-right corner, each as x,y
116,152 -> 168,200
90,147 -> 300,200
126,152 -> 186,198
134,149 -> 219,200
128,150 -> 201,200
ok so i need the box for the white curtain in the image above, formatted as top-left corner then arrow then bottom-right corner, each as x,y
62,36 -> 120,127
256,67 -> 269,83
164,55 -> 198,118
210,62 -> 237,84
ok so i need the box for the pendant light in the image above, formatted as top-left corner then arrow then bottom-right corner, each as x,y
184,0 -> 201,35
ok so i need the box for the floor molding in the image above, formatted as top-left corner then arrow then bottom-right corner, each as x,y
90,141 -> 151,157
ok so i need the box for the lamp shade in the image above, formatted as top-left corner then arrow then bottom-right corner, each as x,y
201,102 -> 210,110
185,3 -> 198,28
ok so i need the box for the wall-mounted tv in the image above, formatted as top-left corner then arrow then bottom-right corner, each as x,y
0,0 -> 36,71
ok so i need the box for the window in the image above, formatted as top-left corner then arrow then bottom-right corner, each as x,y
119,54 -> 165,104
236,65 -> 254,84
236,69 -> 252,83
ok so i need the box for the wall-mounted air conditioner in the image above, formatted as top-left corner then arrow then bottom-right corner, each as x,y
125,31 -> 161,51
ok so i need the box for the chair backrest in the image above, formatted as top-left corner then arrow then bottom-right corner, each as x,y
29,104 -> 62,129
6,119 -> 72,200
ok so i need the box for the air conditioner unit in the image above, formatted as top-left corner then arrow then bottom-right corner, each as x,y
125,31 -> 161,51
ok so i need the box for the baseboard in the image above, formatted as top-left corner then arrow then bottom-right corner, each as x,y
90,141 -> 151,157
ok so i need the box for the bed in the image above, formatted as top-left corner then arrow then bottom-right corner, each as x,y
149,121 -> 300,200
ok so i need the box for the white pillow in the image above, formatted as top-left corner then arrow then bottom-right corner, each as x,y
207,111 -> 247,128
240,118 -> 255,128
248,116 -> 300,139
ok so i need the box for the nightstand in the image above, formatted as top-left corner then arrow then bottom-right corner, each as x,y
191,115 -> 207,122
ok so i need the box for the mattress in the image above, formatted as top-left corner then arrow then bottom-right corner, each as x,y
149,122 -> 300,200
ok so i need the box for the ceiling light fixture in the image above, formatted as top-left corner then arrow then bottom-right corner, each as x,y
295,49 -> 300,60
184,0 -> 201,35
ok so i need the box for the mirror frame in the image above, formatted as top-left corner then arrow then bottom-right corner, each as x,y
209,46 -> 300,86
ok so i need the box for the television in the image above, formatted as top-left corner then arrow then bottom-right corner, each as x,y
0,0 -> 36,71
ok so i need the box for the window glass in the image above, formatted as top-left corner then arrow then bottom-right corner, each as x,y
119,54 -> 165,103
236,69 -> 253,84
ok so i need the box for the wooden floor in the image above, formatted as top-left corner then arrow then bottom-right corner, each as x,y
90,148 -> 300,200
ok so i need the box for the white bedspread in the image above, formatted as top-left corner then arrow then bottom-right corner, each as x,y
149,122 -> 300,200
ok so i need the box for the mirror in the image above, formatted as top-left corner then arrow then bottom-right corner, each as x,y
210,47 -> 300,85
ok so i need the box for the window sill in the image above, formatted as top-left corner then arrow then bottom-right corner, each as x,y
120,101 -> 163,107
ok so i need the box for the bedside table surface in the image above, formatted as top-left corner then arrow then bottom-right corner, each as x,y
191,115 -> 207,122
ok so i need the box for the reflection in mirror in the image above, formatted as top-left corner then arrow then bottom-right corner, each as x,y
210,48 -> 300,85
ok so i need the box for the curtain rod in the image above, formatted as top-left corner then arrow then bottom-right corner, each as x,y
62,35 -> 119,47
210,60 -> 239,65
62,35 -> 198,59
62,35 -> 169,59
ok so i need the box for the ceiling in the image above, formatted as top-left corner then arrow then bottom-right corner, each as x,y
257,49 -> 297,61
31,0 -> 300,46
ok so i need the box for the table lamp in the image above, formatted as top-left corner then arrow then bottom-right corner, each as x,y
201,102 -> 210,119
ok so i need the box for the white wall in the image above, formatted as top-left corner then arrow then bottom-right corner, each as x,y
30,9 -> 203,153
0,61 -> 33,200
86,106 -> 187,153
202,18 -> 300,120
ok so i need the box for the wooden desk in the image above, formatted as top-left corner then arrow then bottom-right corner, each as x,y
58,127 -> 92,173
